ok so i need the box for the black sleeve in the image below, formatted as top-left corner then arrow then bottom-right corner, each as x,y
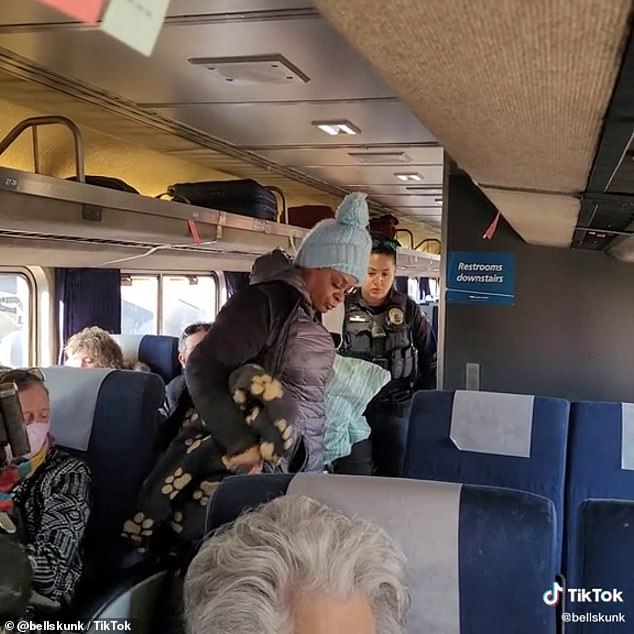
158,376 -> 183,421
407,299 -> 437,390
185,285 -> 273,456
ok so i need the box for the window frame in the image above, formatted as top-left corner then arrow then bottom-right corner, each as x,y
121,270 -> 220,336
0,266 -> 37,366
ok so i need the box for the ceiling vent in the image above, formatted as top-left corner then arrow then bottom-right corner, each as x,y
349,152 -> 412,164
188,55 -> 310,85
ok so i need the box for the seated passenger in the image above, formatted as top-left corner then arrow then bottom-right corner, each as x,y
0,368 -> 91,612
186,192 -> 372,474
163,323 -> 211,418
184,495 -> 409,634
64,326 -> 124,369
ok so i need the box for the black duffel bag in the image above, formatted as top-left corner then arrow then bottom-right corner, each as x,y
166,179 -> 279,221
66,175 -> 139,194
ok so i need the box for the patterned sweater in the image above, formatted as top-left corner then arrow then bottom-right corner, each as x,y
12,447 -> 91,605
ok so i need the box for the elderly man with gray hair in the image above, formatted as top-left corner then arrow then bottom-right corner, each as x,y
184,495 -> 410,634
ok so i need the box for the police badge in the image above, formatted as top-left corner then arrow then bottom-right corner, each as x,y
387,307 -> 405,326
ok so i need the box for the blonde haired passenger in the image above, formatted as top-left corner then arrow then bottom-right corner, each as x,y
64,326 -> 124,369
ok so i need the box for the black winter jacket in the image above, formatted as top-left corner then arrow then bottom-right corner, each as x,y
185,267 -> 335,471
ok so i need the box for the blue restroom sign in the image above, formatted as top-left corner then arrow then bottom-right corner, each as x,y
447,251 -> 516,305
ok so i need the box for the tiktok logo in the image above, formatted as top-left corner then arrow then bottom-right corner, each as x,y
543,583 -> 624,607
543,581 -> 564,606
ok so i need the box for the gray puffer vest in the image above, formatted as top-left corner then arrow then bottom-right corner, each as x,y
262,267 -> 335,472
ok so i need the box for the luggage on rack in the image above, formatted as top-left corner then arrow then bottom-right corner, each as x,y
67,175 -> 140,194
287,205 -> 334,229
166,179 -> 278,221
370,214 -> 400,241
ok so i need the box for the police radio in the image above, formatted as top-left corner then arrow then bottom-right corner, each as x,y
0,381 -> 29,468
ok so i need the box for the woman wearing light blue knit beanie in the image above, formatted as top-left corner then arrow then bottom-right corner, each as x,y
293,192 -> 372,312
295,192 -> 372,281
186,192 -> 372,476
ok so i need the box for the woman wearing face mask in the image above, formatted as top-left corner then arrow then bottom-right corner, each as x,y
0,368 -> 91,612
339,237 -> 437,477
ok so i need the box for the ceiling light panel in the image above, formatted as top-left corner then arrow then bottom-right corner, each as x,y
395,172 -> 423,182
313,120 -> 361,136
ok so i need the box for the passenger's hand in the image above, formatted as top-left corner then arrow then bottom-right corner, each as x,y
223,445 -> 263,474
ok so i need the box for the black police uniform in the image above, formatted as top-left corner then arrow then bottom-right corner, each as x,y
340,288 -> 437,476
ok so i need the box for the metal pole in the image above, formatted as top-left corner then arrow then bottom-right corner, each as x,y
0,115 -> 85,183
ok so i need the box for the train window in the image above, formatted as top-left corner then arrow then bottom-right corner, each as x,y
408,277 -> 440,302
121,275 -> 159,335
120,273 -> 217,336
161,275 -> 217,336
0,272 -> 32,368
407,278 -> 420,302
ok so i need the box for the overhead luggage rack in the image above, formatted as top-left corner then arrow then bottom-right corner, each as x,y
0,116 -> 440,276
0,164 -> 308,252
0,165 -> 440,275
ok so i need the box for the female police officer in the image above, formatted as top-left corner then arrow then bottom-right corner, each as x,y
339,237 -> 436,476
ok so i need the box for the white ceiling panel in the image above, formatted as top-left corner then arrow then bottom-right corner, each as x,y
150,101 -> 435,147
256,144 -> 442,167
296,164 -> 443,187
0,17 -> 393,104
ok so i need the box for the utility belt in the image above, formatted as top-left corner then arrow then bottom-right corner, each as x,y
372,357 -> 390,372
370,384 -> 414,417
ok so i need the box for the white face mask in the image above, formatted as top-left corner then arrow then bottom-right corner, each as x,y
25,422 -> 50,458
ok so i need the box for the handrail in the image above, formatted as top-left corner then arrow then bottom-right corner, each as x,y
0,116 -> 85,183
266,185 -> 296,252
395,228 -> 414,250
416,238 -> 442,253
